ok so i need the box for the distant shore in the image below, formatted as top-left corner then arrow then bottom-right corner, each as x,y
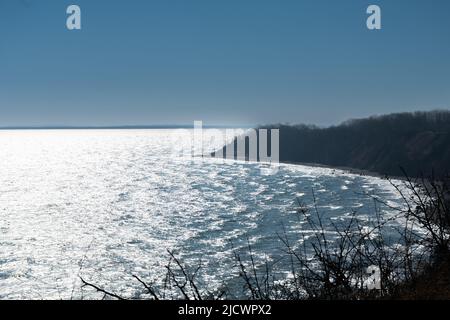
0,125 -> 252,130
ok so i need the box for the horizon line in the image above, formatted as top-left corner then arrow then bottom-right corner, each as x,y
0,124 -> 255,130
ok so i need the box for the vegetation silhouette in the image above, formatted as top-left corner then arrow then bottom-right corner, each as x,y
270,110 -> 450,178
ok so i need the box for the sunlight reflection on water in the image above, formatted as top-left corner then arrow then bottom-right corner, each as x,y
0,129 -> 406,299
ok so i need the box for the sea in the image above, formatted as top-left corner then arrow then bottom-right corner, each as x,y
0,129 -> 407,299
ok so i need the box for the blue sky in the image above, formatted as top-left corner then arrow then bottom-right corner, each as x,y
0,0 -> 449,126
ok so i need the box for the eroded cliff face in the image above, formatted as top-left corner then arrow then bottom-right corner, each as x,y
274,111 -> 450,177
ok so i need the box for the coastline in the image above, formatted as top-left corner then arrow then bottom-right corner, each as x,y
279,160 -> 408,182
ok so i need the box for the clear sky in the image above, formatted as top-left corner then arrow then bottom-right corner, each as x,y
0,0 -> 449,127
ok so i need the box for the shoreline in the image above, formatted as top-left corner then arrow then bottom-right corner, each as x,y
279,160 -> 408,182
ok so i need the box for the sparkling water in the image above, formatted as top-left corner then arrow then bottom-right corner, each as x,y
0,129 -> 405,299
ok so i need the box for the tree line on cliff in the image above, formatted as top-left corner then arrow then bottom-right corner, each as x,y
265,110 -> 450,178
